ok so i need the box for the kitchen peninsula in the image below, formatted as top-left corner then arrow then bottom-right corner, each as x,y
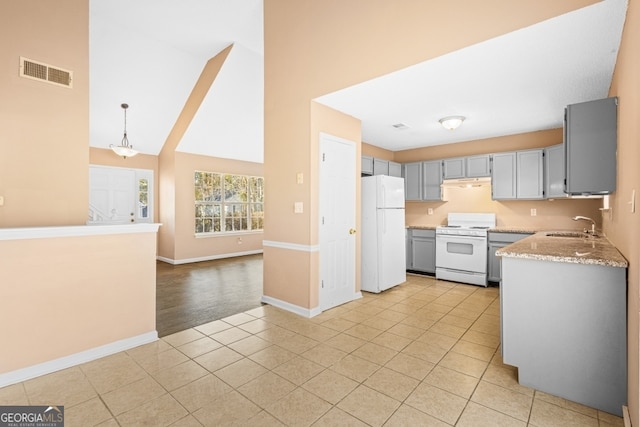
497,232 -> 628,416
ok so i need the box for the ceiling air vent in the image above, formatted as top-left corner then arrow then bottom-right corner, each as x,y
19,57 -> 73,88
392,123 -> 409,130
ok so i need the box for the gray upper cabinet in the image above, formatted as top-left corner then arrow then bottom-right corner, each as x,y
403,161 -> 442,201
466,154 -> 491,177
545,144 -> 566,198
422,160 -> 442,201
492,150 -> 544,200
364,156 -> 402,177
362,156 -> 374,176
403,162 -> 423,201
516,149 -> 544,199
442,157 -> 466,179
373,158 -> 389,176
388,161 -> 402,178
564,97 -> 617,195
491,152 -> 517,199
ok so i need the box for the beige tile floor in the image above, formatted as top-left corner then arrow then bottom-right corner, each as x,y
0,274 -> 625,426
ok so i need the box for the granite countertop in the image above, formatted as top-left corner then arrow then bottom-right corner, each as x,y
406,225 -> 439,230
489,226 -> 538,234
496,231 -> 628,268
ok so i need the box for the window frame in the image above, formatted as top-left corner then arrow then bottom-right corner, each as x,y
194,170 -> 264,236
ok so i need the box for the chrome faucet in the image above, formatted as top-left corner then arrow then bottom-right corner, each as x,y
572,216 -> 596,235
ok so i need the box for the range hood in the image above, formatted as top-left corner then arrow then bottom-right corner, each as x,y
441,177 -> 491,188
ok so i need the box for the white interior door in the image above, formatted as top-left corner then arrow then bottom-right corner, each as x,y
319,133 -> 356,311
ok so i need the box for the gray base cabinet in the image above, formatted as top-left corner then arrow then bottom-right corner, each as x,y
407,229 -> 436,273
487,232 -> 531,283
501,257 -> 627,416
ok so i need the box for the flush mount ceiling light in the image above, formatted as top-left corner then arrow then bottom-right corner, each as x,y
110,103 -> 138,159
439,115 -> 465,130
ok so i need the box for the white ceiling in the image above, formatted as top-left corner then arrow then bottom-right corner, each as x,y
89,0 -> 627,163
89,0 -> 263,162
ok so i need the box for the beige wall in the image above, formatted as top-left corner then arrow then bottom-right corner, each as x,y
0,0 -> 89,227
407,186 -> 601,230
0,227 -> 158,375
173,152 -> 264,263
157,46 -> 234,262
362,143 -> 394,161
263,0 -> 597,312
394,128 -> 563,162
606,0 -> 640,423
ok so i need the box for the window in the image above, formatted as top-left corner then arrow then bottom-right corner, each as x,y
138,178 -> 149,219
195,171 -> 264,234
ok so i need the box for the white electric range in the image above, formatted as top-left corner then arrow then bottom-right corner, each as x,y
435,213 -> 496,286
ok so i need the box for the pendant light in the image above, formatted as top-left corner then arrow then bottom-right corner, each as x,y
439,115 -> 465,130
110,103 -> 138,158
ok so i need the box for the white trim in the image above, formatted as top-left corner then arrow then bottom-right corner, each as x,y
622,405 -> 631,427
261,295 -> 323,318
157,250 -> 263,265
0,223 -> 161,241
195,230 -> 264,239
0,331 -> 158,388
262,240 -> 320,252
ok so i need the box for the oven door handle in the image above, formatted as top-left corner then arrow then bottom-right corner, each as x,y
436,235 -> 486,242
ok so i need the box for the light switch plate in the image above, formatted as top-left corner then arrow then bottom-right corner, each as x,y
296,173 -> 304,184
294,202 -> 303,213
0,196 -> 4,206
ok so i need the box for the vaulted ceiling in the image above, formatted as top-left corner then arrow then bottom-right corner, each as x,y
89,0 -> 627,163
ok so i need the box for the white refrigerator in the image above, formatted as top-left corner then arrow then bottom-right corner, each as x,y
361,175 -> 407,293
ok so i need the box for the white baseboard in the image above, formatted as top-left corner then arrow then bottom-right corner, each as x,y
157,250 -> 263,265
261,292 -> 363,318
260,295 -> 323,318
622,405 -> 632,427
0,331 -> 158,388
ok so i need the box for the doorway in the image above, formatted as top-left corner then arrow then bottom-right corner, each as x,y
89,165 -> 153,224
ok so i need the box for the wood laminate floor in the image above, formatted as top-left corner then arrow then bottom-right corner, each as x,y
156,254 -> 263,337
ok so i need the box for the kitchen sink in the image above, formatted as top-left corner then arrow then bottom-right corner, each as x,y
544,231 -> 599,238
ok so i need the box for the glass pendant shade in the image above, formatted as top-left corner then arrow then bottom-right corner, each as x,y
110,103 -> 139,158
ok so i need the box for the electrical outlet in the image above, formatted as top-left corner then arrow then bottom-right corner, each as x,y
296,172 -> 304,184
0,196 -> 4,206
427,208 -> 433,215
530,208 -> 537,217
294,202 -> 303,213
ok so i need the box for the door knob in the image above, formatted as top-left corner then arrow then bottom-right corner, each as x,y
349,228 -> 356,235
